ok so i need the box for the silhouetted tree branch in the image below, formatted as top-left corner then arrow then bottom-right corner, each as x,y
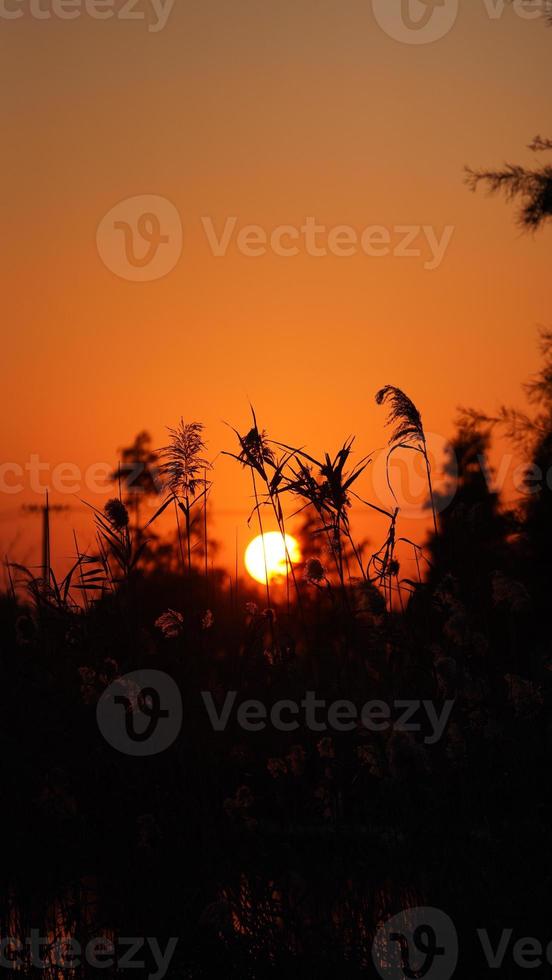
465,136 -> 552,229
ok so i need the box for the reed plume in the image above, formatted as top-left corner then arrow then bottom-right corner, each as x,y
224,409 -> 286,615
375,385 -> 438,535
149,420 -> 212,574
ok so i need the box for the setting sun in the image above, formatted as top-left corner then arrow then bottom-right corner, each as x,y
244,532 -> 301,585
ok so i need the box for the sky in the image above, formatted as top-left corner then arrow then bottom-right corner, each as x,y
1,0 -> 551,580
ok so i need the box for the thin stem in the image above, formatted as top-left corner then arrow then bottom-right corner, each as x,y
73,530 -> 88,613
235,526 -> 239,611
396,574 -> 405,614
345,527 -> 367,582
414,543 -> 421,583
174,499 -> 186,576
5,555 -> 16,603
185,508 -> 192,575
267,491 -> 305,621
422,436 -> 438,536
203,471 -> 208,589
252,470 -> 271,611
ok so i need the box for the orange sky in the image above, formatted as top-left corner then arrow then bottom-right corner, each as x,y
1,0 -> 551,581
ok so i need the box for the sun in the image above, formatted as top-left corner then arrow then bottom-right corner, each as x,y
245,532 -> 301,585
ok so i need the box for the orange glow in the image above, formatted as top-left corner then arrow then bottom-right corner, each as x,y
0,7 -> 549,577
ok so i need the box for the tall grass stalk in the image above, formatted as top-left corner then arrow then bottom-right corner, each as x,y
148,420 -> 212,580
375,385 -> 438,536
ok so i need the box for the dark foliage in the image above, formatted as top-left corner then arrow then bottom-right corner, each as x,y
2,366 -> 552,977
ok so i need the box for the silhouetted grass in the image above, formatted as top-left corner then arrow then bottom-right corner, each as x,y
2,375 -> 552,977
